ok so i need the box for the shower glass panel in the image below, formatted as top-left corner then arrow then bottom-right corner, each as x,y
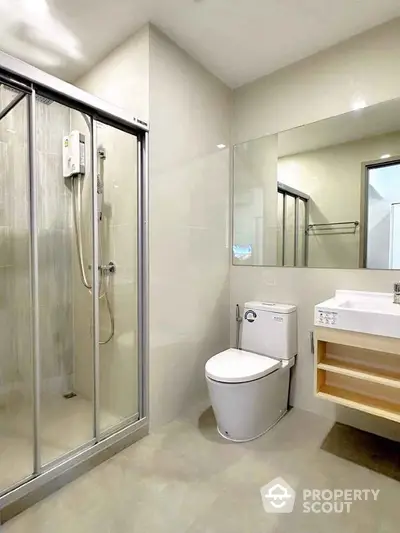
0,85 -> 33,491
36,98 -> 94,465
276,188 -> 308,267
296,199 -> 307,267
284,195 -> 295,266
95,121 -> 139,434
277,192 -> 284,266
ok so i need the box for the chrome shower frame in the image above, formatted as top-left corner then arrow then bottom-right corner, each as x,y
0,51 -> 149,516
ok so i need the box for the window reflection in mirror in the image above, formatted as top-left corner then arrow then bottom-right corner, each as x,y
364,161 -> 400,269
233,97 -> 400,269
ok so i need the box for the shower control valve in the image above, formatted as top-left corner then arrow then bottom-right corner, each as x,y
101,261 -> 116,275
88,261 -> 116,275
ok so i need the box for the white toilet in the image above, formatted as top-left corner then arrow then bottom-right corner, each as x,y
205,301 -> 297,442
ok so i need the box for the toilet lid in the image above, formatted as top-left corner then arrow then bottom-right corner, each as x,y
205,348 -> 281,384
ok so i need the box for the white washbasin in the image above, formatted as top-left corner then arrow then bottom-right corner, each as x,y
315,290 -> 400,338
338,299 -> 400,312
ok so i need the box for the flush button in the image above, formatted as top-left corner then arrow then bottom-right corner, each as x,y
244,310 -> 257,323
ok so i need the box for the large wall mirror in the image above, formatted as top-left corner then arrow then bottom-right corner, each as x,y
233,98 -> 400,269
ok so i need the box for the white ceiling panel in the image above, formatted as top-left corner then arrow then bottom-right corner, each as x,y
1,0 -> 400,87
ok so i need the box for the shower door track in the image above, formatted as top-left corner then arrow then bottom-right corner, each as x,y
0,51 -> 149,517
0,417 -> 147,517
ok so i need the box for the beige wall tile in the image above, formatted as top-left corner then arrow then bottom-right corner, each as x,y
149,27 -> 231,428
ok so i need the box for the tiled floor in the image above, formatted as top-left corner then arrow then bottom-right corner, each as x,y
0,394 -> 120,492
2,404 -> 400,532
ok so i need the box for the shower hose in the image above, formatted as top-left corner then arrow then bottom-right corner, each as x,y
72,176 -> 115,345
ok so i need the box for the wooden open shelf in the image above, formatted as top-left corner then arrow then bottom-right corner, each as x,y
317,359 -> 400,389
317,385 -> 400,424
315,327 -> 400,423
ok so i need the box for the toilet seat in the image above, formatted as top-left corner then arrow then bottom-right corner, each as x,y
205,348 -> 281,384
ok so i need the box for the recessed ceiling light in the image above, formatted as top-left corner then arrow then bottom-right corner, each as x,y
380,154 -> 391,159
217,144 -> 226,149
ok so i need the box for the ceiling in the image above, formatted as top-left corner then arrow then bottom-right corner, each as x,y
278,98 -> 400,158
1,0 -> 400,88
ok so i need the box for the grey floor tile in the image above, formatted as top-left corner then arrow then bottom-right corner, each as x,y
2,407 -> 399,533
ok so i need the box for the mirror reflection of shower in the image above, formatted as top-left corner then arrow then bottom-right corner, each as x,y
63,128 -> 115,344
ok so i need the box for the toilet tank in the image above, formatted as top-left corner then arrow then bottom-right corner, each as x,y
241,301 -> 297,360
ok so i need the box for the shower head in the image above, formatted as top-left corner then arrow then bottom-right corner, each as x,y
36,95 -> 53,105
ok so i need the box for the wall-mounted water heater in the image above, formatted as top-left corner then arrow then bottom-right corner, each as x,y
63,131 -> 85,178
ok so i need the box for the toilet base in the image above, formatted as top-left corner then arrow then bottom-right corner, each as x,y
216,408 -> 288,443
207,365 -> 291,442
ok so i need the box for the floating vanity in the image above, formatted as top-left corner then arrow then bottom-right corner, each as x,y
314,290 -> 400,423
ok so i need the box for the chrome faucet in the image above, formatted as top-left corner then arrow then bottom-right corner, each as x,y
393,282 -> 400,304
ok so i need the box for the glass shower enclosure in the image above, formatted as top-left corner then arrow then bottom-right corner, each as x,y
277,182 -> 309,267
0,52 -> 148,509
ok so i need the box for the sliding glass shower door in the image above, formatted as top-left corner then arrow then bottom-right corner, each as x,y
0,83 -> 33,491
36,97 -> 94,466
0,65 -> 148,502
95,121 -> 139,434
277,185 -> 308,267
